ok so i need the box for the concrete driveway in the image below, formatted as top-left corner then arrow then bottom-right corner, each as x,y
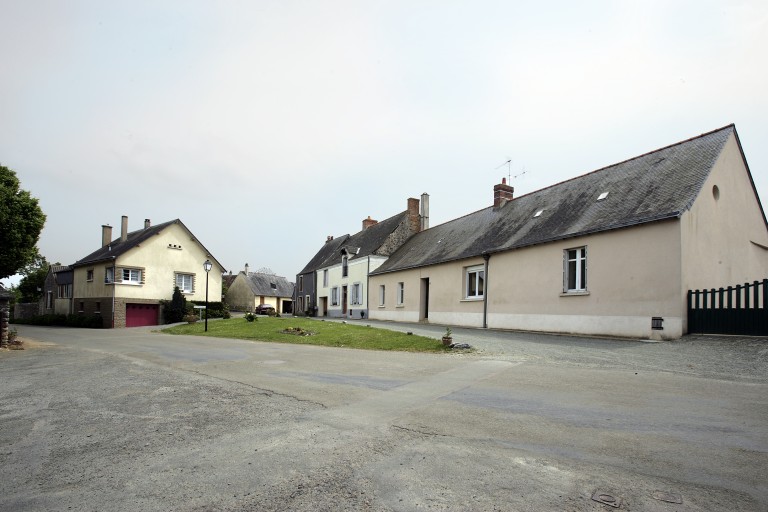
1,322 -> 766,511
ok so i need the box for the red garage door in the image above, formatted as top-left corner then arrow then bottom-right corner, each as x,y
125,303 -> 159,327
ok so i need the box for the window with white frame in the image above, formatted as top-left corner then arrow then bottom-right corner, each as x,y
564,246 -> 587,292
86,269 -> 94,282
105,267 -> 114,284
299,275 -> 304,292
397,282 -> 404,305
465,265 -> 484,299
331,287 -> 339,306
122,268 -> 142,284
379,285 -> 386,306
323,269 -> 328,287
351,282 -> 362,305
176,273 -> 194,293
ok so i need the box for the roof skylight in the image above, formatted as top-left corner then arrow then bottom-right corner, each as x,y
534,210 -> 544,218
597,192 -> 609,201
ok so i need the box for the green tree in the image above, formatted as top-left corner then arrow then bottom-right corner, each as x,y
0,165 -> 46,279
17,254 -> 52,303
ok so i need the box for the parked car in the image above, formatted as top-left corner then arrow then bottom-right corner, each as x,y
254,304 -> 275,315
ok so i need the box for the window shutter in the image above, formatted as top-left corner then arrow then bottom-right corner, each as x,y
562,251 -> 567,292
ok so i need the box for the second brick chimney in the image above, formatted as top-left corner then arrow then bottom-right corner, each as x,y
362,216 -> 378,230
493,178 -> 514,207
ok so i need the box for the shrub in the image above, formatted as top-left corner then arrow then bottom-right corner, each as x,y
189,300 -> 229,320
244,312 -> 256,322
162,287 -> 186,324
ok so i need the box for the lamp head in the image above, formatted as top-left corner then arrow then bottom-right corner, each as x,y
203,259 -> 212,272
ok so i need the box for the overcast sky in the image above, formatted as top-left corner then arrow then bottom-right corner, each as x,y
2,1 -> 767,284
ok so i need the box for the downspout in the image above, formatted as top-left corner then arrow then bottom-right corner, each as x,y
482,252 -> 490,329
111,256 -> 116,328
366,257 -> 371,319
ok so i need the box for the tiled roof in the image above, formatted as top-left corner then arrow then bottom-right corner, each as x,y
373,125 -> 737,275
245,272 -> 294,298
298,235 -> 350,275
298,210 -> 412,274
73,219 -> 225,271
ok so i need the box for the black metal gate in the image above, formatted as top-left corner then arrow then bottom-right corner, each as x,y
687,279 -> 768,335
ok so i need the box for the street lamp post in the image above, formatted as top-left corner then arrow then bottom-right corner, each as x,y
203,259 -> 212,332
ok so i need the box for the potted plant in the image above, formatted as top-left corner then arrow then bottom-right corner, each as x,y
442,327 -> 453,346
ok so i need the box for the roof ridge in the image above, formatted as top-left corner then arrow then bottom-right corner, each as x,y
508,124 -> 736,204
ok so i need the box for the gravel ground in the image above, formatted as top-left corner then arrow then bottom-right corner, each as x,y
1,324 -> 766,511
320,318 -> 768,383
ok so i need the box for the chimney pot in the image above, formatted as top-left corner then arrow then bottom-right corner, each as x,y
244,263 -> 249,275
144,218 -> 151,229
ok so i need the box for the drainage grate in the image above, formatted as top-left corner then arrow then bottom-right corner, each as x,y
591,490 -> 621,508
652,491 -> 682,504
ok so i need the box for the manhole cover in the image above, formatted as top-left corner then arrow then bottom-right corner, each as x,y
652,491 -> 682,504
591,490 -> 621,508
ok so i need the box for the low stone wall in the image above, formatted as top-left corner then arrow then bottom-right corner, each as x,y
13,302 -> 39,320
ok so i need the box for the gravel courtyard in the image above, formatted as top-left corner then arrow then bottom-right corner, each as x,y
1,324 -> 766,511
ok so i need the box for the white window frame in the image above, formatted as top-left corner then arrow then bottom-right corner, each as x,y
86,269 -> 94,282
342,256 -> 349,277
105,267 -> 114,284
331,286 -> 339,306
323,269 -> 328,287
397,282 -> 404,305
465,265 -> 484,299
350,282 -> 363,305
379,285 -> 386,306
122,268 -> 142,284
176,273 -> 194,294
298,275 -> 303,292
564,246 -> 587,292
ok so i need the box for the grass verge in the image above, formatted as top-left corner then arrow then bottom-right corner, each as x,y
162,317 -> 449,352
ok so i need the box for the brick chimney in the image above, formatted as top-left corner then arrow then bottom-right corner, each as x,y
362,216 -> 378,230
144,218 -> 151,229
407,197 -> 421,233
493,178 -> 514,207
121,215 -> 128,242
101,225 -> 113,247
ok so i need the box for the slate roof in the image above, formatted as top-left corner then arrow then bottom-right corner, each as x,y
298,210 -> 412,274
243,272 -> 294,298
298,235 -> 349,275
373,125 -> 741,275
73,219 -> 225,271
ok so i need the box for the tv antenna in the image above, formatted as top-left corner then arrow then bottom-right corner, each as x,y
495,159 -> 512,182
